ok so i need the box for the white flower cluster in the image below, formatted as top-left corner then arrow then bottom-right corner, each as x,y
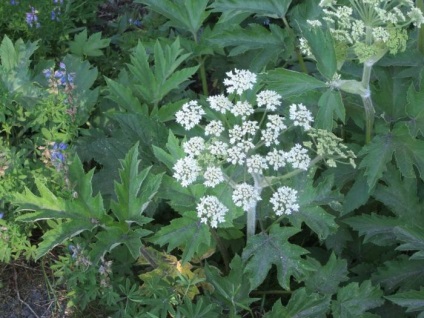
172,69 -> 330,226
270,186 -> 299,216
303,0 -> 424,63
197,195 -> 228,228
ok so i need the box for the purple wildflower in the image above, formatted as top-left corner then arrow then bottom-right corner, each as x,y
26,7 -> 40,28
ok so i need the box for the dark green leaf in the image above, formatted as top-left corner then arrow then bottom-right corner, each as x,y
242,225 -> 311,290
316,89 -> 345,130
406,83 -> 424,137
386,288 -> 424,314
331,281 -> 384,317
69,29 -> 110,57
262,68 -> 326,98
150,211 -> 211,263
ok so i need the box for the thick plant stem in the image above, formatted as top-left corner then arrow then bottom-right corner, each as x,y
198,57 -> 209,96
361,61 -> 375,144
246,173 -> 263,238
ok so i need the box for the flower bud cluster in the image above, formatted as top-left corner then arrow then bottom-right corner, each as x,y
173,69 -> 323,228
303,0 -> 424,63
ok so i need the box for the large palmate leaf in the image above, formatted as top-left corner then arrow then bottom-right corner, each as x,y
289,175 -> 340,240
372,257 -> 424,292
150,211 -> 211,264
358,124 -> 424,189
69,29 -> 110,57
343,213 -> 398,246
305,253 -> 349,295
111,143 -> 162,225
204,255 -> 257,314
211,0 -> 292,22
242,225 -> 311,290
331,281 -> 384,318
386,288 -> 424,317
208,23 -> 291,57
262,68 -> 326,98
264,288 -> 330,318
0,35 -> 43,107
135,0 -> 210,36
394,225 -> 424,260
13,156 -> 110,259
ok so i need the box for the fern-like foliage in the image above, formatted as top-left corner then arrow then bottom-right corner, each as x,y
13,143 -> 162,263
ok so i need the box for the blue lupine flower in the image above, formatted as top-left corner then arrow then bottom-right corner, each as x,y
42,68 -> 52,79
129,18 -> 142,27
10,0 -> 18,5
51,142 -> 67,168
0,212 -> 4,219
51,8 -> 61,21
26,7 -> 40,28
53,0 -> 64,4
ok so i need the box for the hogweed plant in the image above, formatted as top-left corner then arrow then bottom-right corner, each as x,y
172,69 -> 356,238
300,0 -> 424,143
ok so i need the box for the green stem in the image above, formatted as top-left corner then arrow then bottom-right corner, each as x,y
246,173 -> 263,238
362,93 -> 375,144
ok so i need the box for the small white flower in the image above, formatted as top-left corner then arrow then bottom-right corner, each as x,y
261,127 -> 280,146
173,157 -> 201,187
307,19 -> 322,27
226,144 -> 247,165
204,166 -> 225,188
231,101 -> 255,119
208,140 -> 228,157
197,195 -> 228,228
289,103 -> 314,131
408,7 -> 424,28
205,120 -> 224,137
242,120 -> 259,135
267,115 -> 286,131
256,90 -> 282,111
270,186 -> 299,216
266,148 -> 286,170
207,94 -> 233,114
232,183 -> 261,211
175,101 -> 205,130
299,37 -> 312,56
224,69 -> 257,95
246,155 -> 268,174
229,125 -> 246,144
286,144 -> 311,170
372,27 -> 390,43
183,137 -> 205,158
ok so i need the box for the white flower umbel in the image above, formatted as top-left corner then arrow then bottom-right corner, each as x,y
231,101 -> 255,119
270,186 -> 299,216
183,137 -> 205,157
208,140 -> 228,158
256,90 -> 282,111
286,144 -> 311,170
205,120 -> 224,137
197,195 -> 228,228
224,69 -> 257,95
266,148 -> 287,170
207,94 -> 232,114
289,103 -> 314,131
232,183 -> 261,211
175,100 -> 205,130
173,157 -> 201,187
226,144 -> 247,165
204,166 -> 224,188
246,155 -> 268,174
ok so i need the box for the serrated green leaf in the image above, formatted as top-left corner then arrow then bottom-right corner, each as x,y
111,143 -> 161,224
135,0 -> 210,35
342,173 -> 370,215
105,77 -> 144,113
331,281 -> 384,317
305,253 -> 349,295
343,213 -> 398,246
262,68 -> 326,98
204,255 -> 257,313
372,164 -> 423,222
242,225 -> 310,290
386,288 -> 424,314
211,0 -> 292,22
90,227 -> 151,263
316,89 -> 345,130
208,23 -> 289,57
69,29 -> 110,57
394,225 -> 424,259
290,175 -> 340,240
406,83 -> 424,137
36,219 -> 96,260
372,257 -> 424,292
150,211 -> 211,263
298,23 -> 336,79
285,288 -> 331,318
